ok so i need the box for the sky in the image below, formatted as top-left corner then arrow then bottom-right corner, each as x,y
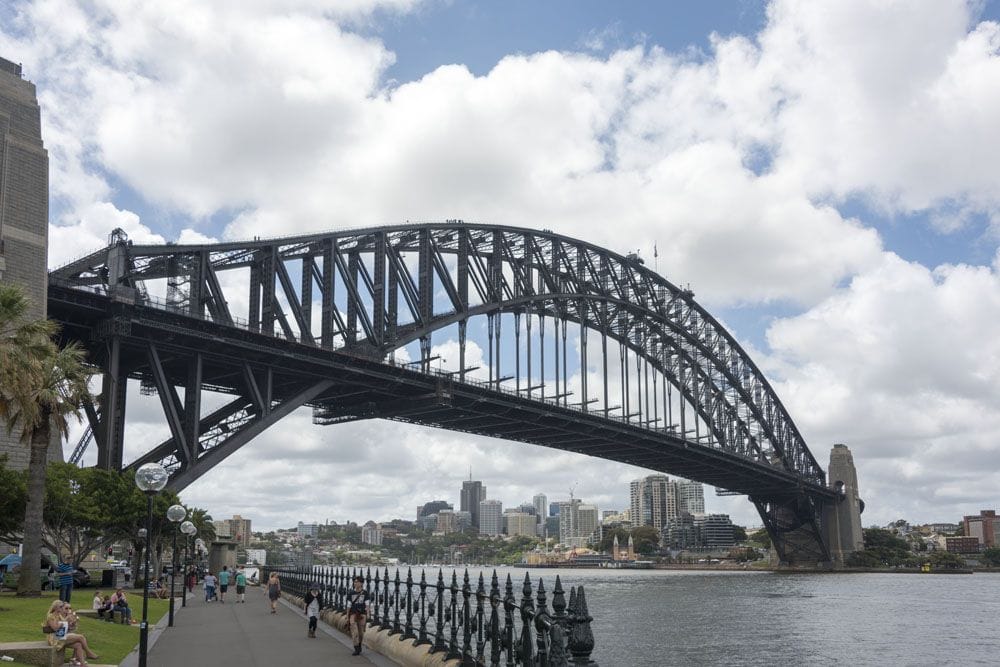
3,0 -> 1000,532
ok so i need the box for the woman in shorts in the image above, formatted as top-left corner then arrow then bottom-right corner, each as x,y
266,572 -> 281,613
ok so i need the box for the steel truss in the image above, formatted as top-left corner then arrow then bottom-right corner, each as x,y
49,222 -> 836,564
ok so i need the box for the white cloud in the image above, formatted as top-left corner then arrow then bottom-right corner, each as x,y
9,0 -> 998,530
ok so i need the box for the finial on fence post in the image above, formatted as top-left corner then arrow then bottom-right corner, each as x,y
535,577 -> 550,666
461,569 -> 473,660
568,586 -> 596,666
381,566 -> 391,629
446,570 -> 461,660
403,567 -> 416,640
503,574 -> 516,667
475,571 -> 486,664
489,570 -> 502,666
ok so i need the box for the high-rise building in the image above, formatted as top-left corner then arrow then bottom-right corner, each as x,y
297,522 -> 318,539
506,512 -> 535,537
533,494 -> 548,523
436,510 -> 457,534
215,515 -> 252,548
0,56 -> 55,471
479,499 -> 503,536
630,475 -> 676,531
361,522 -> 383,546
963,510 -> 998,548
677,481 -> 705,515
461,480 -> 487,528
557,499 -> 599,548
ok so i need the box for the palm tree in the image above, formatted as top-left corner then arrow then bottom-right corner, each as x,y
0,282 -> 92,596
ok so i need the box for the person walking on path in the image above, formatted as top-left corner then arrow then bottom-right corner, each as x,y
346,575 -> 369,656
266,572 -> 281,614
203,571 -> 217,602
235,567 -> 247,603
303,584 -> 322,638
57,555 -> 74,603
218,566 -> 230,603
186,565 -> 197,593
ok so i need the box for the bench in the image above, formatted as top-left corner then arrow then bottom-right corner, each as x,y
0,640 -> 67,666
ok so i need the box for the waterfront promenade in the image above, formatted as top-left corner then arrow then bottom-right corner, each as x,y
136,591 -> 395,667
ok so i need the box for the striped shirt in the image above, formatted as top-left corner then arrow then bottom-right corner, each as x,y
57,563 -> 73,586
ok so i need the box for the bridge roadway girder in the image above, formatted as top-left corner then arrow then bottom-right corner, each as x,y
48,283 -> 836,508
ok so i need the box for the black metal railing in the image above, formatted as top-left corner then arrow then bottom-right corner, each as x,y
260,565 -> 597,666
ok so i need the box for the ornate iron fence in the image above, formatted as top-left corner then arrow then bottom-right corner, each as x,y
260,565 -> 597,666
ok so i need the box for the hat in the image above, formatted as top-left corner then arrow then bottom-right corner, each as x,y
309,583 -> 320,590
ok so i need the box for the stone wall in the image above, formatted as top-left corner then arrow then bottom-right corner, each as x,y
0,54 -> 59,470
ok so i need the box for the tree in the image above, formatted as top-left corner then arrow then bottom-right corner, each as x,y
748,529 -> 771,549
0,283 -> 92,597
980,547 -> 1000,568
630,526 -> 660,555
0,456 -> 26,540
598,527 -> 631,553
732,525 -> 748,543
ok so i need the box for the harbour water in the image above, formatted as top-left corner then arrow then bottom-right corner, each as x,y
446,567 -> 1000,666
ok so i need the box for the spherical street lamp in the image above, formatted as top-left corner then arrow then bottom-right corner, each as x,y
134,463 -> 167,667
166,504 -> 186,625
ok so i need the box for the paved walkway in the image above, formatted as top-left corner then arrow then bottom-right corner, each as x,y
138,590 -> 395,667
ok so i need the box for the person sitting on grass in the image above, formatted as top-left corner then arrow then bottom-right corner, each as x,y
43,600 -> 99,666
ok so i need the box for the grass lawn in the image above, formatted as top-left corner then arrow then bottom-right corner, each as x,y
0,589 -> 171,665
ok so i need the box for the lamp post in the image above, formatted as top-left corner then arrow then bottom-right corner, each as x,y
179,522 -> 195,608
135,463 -> 168,667
166,505 -> 187,626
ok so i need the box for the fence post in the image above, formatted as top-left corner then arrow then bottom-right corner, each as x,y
416,569 -> 431,646
503,574 -> 516,667
535,577 -> 550,667
446,570 -> 461,660
431,568 -> 447,654
381,566 -> 391,630
489,570 -> 502,667
519,573 -> 535,664
403,567 -> 416,640
475,571 -> 486,664
365,567 -> 373,629
391,568 -> 401,635
461,569 -> 473,661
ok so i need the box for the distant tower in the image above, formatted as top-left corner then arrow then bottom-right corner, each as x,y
0,56 -> 56,470
461,479 -> 486,529
627,535 -> 635,560
612,535 -> 621,560
823,443 -> 865,567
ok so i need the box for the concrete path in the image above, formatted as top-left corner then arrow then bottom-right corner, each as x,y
139,590 -> 396,667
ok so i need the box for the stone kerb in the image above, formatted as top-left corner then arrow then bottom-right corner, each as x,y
283,592 -> 458,667
0,640 -> 66,666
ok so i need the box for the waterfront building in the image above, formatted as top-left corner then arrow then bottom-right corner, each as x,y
297,522 -> 318,539
677,481 -> 705,515
946,536 -> 981,554
479,499 -> 503,536
667,513 -> 698,549
700,514 -> 735,547
361,522 -> 383,546
963,510 -> 998,548
612,535 -> 636,561
461,480 -> 487,529
506,512 -> 536,537
533,494 -> 547,523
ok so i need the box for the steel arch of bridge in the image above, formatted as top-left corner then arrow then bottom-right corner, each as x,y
49,222 -> 837,564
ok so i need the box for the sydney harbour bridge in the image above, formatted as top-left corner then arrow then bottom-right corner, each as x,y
47,222 -> 861,566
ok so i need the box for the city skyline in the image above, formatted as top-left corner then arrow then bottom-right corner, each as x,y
2,0 -> 999,531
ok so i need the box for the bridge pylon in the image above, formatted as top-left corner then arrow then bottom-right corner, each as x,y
821,443 -> 865,567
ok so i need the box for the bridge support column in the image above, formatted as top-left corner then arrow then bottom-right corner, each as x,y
822,443 -> 864,568
96,335 -> 127,470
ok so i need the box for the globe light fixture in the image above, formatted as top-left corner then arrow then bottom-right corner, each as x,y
134,463 -> 168,667
166,505 -> 186,624
135,463 -> 168,493
181,521 -> 195,535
